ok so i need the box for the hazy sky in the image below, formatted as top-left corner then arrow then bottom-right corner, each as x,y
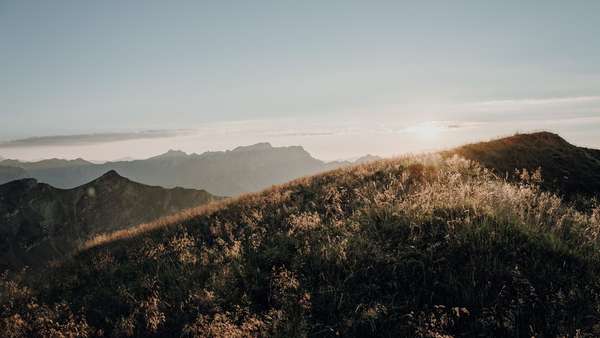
1,1 -> 599,160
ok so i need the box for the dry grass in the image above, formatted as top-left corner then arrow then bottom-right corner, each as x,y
78,156 -> 419,252
4,154 -> 600,337
80,199 -> 232,252
446,131 -> 600,206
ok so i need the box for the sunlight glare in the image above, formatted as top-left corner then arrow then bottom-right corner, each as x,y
406,121 -> 444,140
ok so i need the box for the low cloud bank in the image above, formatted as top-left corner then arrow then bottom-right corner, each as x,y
0,130 -> 192,148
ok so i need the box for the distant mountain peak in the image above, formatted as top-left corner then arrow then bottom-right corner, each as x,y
231,142 -> 273,152
165,149 -> 188,156
2,141 -> 331,196
0,157 -> 92,170
150,149 -> 189,160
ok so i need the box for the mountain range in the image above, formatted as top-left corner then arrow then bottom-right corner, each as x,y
1,132 -> 597,273
0,171 -> 217,270
0,143 -> 377,196
4,132 -> 600,336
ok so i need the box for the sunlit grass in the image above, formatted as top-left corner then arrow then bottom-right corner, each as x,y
3,153 -> 600,337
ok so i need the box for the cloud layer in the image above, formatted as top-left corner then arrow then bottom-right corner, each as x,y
0,130 -> 192,148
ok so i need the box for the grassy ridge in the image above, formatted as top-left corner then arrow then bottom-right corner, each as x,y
447,132 -> 600,204
3,155 -> 600,337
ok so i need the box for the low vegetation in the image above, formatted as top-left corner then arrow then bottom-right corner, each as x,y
2,154 -> 600,337
447,132 -> 600,207
0,171 -> 218,271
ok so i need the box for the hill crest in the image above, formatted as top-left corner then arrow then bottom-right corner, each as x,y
0,171 -> 218,270
22,145 -> 600,337
446,131 -> 600,201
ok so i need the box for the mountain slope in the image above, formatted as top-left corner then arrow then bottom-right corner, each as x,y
0,166 -> 28,185
446,132 -> 600,200
0,171 -> 218,270
0,143 -> 343,196
6,154 -> 600,337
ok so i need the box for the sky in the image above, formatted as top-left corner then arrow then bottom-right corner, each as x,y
1,1 -> 599,161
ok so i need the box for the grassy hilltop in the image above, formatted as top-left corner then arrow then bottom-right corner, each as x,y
2,133 -> 600,337
447,131 -> 600,204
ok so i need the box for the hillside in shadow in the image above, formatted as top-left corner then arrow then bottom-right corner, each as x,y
3,146 -> 600,336
0,171 -> 218,271
446,132 -> 600,204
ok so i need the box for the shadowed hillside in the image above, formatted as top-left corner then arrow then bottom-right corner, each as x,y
446,132 -> 600,201
3,154 -> 600,337
0,171 -> 218,271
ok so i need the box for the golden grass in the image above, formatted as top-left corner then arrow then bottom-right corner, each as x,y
80,197 -> 232,252
79,154 -> 436,252
7,151 -> 600,337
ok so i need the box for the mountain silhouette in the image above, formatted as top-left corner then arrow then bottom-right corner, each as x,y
0,143 -> 349,196
446,131 -> 600,201
0,170 -> 218,270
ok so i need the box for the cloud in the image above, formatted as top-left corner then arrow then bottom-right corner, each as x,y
461,96 -> 600,115
443,95 -> 600,123
0,130 -> 193,148
475,96 -> 600,107
267,131 -> 337,137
